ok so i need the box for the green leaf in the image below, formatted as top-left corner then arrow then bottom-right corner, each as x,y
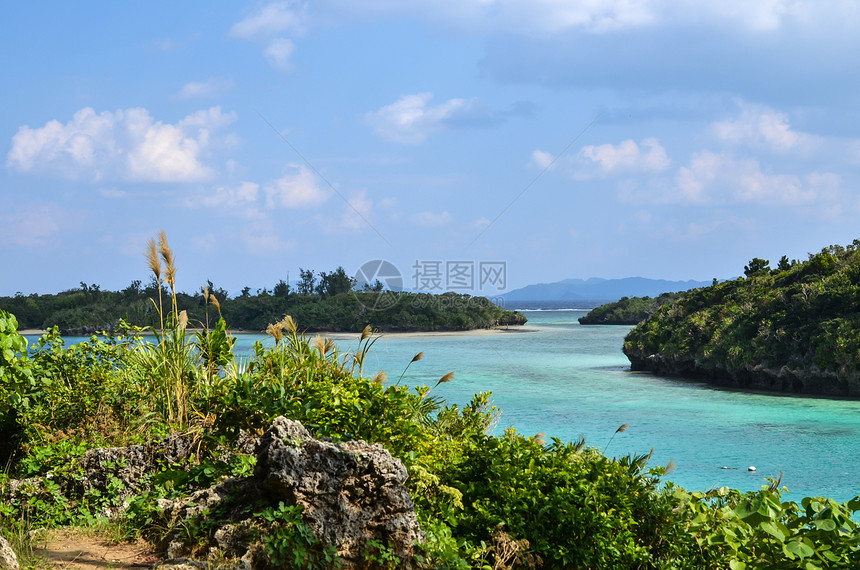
783,540 -> 814,559
729,560 -> 747,570
813,518 -> 838,532
760,521 -> 786,542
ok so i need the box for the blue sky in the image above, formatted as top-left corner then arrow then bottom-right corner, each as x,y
3,2 -> 860,297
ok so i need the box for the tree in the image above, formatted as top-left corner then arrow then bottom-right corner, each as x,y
298,268 -> 316,295
315,267 -> 355,297
273,280 -> 290,298
776,255 -> 792,272
743,258 -> 770,278
240,286 -> 251,298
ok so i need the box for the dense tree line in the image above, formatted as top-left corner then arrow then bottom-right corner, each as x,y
0,267 -> 525,334
623,240 -> 860,395
578,291 -> 687,325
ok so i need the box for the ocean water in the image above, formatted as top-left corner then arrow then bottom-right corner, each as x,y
27,309 -> 860,501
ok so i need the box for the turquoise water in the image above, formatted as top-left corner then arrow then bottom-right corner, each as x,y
27,310 -> 860,501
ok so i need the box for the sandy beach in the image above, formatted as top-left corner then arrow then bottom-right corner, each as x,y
18,326 -> 538,338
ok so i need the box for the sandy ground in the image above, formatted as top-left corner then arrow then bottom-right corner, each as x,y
33,529 -> 162,569
19,326 -> 537,338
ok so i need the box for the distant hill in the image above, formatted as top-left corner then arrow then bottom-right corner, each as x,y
501,277 -> 712,302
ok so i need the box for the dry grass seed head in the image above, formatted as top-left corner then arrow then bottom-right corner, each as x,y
266,323 -> 284,344
178,310 -> 188,330
373,370 -> 387,384
145,238 -> 162,281
411,351 -> 424,363
312,335 -> 325,353
282,315 -> 297,335
158,230 -> 177,290
360,324 -> 372,341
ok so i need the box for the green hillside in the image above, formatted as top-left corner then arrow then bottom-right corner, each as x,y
623,242 -> 860,396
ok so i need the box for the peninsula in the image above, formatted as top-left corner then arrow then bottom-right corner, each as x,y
623,243 -> 860,397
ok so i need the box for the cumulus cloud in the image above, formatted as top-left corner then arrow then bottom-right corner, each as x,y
711,102 -> 815,152
6,106 -> 237,183
530,149 -> 555,170
412,210 -> 453,227
264,164 -> 329,209
675,150 -> 840,205
230,2 -> 305,72
177,76 -> 235,99
229,2 -> 304,38
318,0 -> 846,35
264,38 -> 295,71
366,93 -> 497,144
578,137 -> 670,175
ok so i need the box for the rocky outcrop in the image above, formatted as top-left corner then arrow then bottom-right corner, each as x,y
155,418 -> 423,568
255,417 -> 423,566
0,535 -> 18,570
626,350 -> 860,397
1,419 -> 423,568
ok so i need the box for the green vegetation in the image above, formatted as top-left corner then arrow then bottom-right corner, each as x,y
0,265 -> 525,334
579,292 -> 687,325
5,235 -> 860,568
624,241 -> 860,395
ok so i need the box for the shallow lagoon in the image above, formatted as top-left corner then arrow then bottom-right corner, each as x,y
31,309 -> 860,501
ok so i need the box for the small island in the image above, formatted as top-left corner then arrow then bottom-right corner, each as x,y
623,242 -> 860,397
578,292 -> 686,325
1,266 -> 526,335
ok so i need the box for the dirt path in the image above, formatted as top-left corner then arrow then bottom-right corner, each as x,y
34,529 -> 162,569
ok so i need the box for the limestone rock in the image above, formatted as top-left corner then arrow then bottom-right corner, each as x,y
255,417 -> 424,567
0,534 -> 19,570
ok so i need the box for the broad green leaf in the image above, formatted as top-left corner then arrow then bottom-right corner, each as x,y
784,540 -> 814,559
760,521 -> 785,541
813,518 -> 838,532
729,560 -> 747,570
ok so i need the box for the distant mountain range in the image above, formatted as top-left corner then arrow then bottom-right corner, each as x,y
501,277 -> 713,303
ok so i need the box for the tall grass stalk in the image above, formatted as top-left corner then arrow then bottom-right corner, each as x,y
132,232 -> 200,428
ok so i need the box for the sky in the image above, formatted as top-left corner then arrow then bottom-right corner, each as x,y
3,1 -> 860,297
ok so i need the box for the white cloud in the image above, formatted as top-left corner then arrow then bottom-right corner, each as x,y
177,76 -> 235,99
264,38 -> 295,71
711,102 -> 815,152
578,137 -> 670,175
412,211 -> 452,227
186,181 -> 263,219
229,2 -> 305,39
6,106 -> 237,183
318,0 -> 847,35
264,165 -> 329,209
675,150 -> 841,206
530,149 -> 555,170
365,93 -> 492,144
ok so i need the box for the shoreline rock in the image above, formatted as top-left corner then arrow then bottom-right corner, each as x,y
626,351 -> 860,397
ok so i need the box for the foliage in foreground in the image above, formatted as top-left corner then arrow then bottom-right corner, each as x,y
4,236 -> 860,568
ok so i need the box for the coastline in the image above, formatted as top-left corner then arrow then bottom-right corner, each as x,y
19,326 -> 538,338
